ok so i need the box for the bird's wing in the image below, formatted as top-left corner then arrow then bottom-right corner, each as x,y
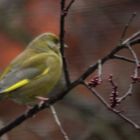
0,53 -> 49,93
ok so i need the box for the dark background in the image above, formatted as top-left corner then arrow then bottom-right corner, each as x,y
0,0 -> 140,140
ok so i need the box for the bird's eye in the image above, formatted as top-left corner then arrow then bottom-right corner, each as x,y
53,38 -> 59,44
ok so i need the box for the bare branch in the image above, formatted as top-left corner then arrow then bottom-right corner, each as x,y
59,0 -> 73,87
0,30 -> 140,136
80,31 -> 140,81
117,44 -> 139,103
118,83 -> 133,102
50,106 -> 70,140
113,55 -> 136,63
98,59 -> 102,83
127,43 -> 139,78
119,12 -> 136,44
0,81 -> 79,137
65,0 -> 75,13
87,60 -> 102,88
83,82 -> 140,129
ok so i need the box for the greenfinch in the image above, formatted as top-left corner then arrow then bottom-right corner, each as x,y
0,33 -> 62,105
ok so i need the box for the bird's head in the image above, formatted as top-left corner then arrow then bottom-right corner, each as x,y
28,32 -> 61,54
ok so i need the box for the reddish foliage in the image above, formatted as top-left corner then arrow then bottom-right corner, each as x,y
0,33 -> 23,69
24,0 -> 59,35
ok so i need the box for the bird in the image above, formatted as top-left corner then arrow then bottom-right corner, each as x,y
0,33 -> 62,105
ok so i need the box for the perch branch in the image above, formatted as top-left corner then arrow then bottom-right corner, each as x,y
0,30 -> 140,136
59,0 -> 75,87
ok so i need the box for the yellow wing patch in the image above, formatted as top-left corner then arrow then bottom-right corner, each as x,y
1,68 -> 49,93
41,68 -> 50,75
3,79 -> 29,93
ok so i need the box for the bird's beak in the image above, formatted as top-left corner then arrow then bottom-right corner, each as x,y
64,44 -> 68,48
58,43 -> 68,48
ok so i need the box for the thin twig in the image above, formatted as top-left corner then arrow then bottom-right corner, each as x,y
59,0 -> 73,87
127,44 -> 139,66
118,83 -> 133,102
80,31 -> 140,81
87,60 -> 103,88
65,0 -> 75,13
0,31 -> 140,136
119,12 -> 136,44
83,82 -> 140,129
98,59 -> 102,83
50,106 -> 70,140
113,55 -> 136,63
117,44 -> 139,103
127,43 -> 139,78
122,31 -> 140,45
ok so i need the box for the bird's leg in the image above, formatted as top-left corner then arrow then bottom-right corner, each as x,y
36,96 -> 49,107
36,96 -> 49,101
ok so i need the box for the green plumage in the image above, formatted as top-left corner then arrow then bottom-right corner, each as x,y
0,33 -> 62,105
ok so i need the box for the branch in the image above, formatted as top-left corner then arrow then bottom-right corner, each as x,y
122,31 -> 140,45
119,12 -> 136,44
127,43 -> 139,78
98,59 -> 102,83
113,55 -> 136,63
65,0 -> 75,13
83,82 -> 140,129
80,30 -> 140,81
87,60 -> 102,88
0,31 -> 140,136
0,80 -> 79,137
50,106 -> 70,140
59,0 -> 75,87
116,43 -> 140,103
118,83 -> 133,102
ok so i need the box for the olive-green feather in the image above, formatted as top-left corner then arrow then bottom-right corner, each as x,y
0,53 -> 50,92
0,33 -> 62,105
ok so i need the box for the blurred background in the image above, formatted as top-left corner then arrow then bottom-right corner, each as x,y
0,0 -> 140,140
